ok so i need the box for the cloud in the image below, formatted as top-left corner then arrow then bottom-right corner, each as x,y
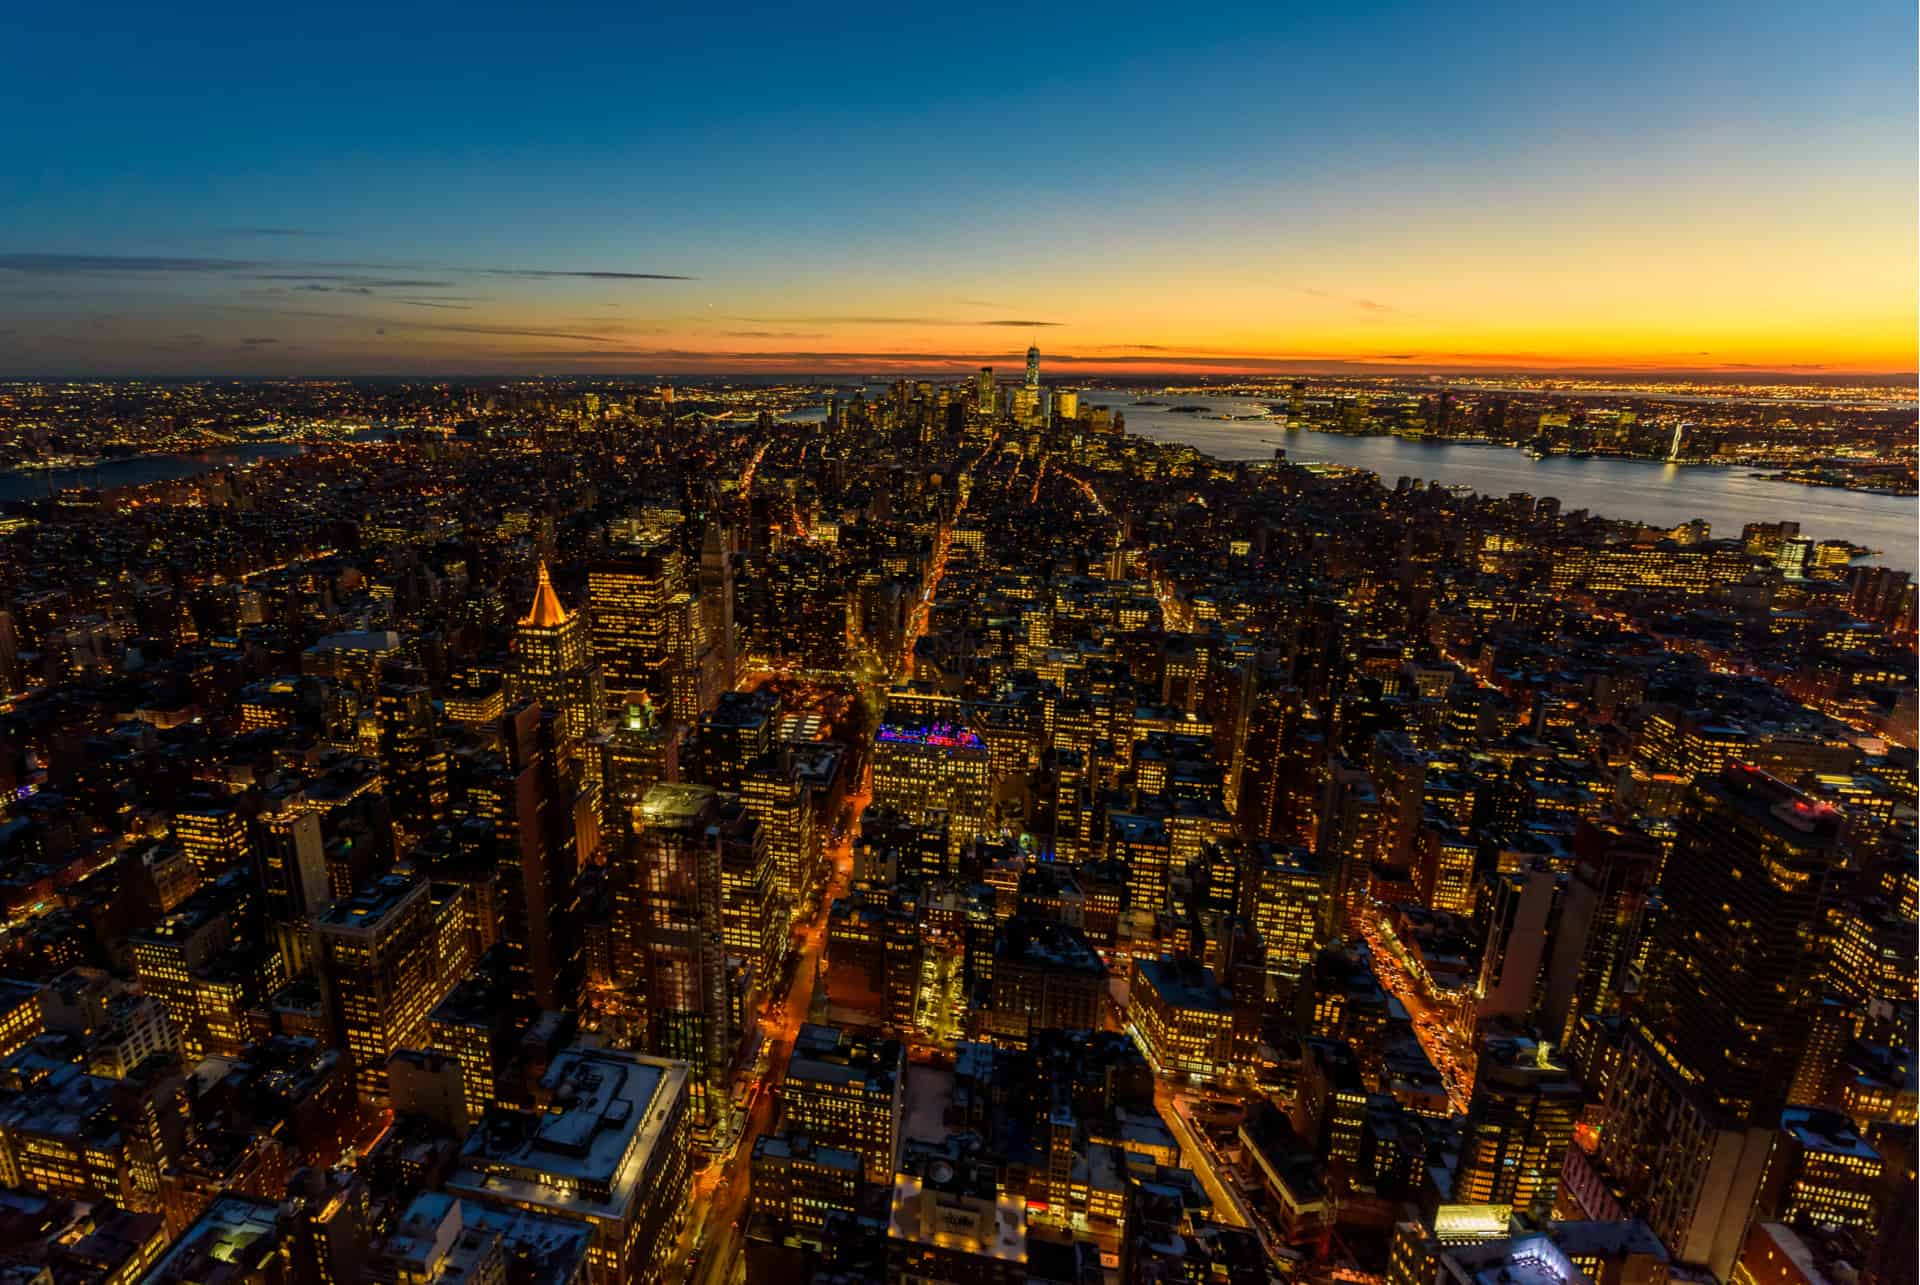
292,284 -> 377,295
0,254 -> 270,275
241,337 -> 278,346
395,299 -> 475,311
0,253 -> 691,284
226,227 -> 319,237
1301,286 -> 1394,314
722,330 -> 825,339
732,314 -> 1058,328
376,320 -> 628,344
255,273 -> 456,288
478,268 -> 694,281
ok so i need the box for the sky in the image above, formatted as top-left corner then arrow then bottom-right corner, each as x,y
1,1 -> 1914,378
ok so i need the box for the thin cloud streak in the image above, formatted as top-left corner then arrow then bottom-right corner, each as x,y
0,253 -> 694,283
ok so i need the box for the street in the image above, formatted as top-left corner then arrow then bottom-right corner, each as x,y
664,791 -> 862,1285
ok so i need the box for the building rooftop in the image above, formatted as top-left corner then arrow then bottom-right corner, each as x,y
1135,956 -> 1230,1013
315,871 -> 423,932
448,1047 -> 685,1222
1780,1106 -> 1881,1161
134,1195 -> 282,1285
376,1191 -> 592,1285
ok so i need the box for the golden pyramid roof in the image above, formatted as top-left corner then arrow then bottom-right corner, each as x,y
521,560 -> 572,628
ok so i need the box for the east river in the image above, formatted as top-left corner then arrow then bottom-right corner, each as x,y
0,442 -> 310,504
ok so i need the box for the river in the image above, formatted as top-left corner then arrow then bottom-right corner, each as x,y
0,441 -> 311,503
1086,393 -> 1917,573
6,403 -> 1912,573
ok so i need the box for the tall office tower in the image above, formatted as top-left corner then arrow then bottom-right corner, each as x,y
872,720 -> 993,861
1025,344 -> 1040,389
131,873 -> 251,1063
253,798 -> 329,973
1452,1035 -> 1583,1217
512,561 -> 605,746
1251,844 -> 1328,997
715,793 -> 781,999
693,688 -> 780,791
603,698 -> 677,835
1317,762 -> 1384,933
375,681 -> 448,848
742,756 -> 812,924
975,365 -> 996,415
1474,864 -> 1558,1026
1236,684 -> 1297,841
1597,767 -> 1848,1279
667,589 -> 717,725
482,701 -> 586,1013
315,873 -> 449,1105
1053,387 -> 1079,420
699,522 -> 736,696
589,539 -> 686,706
1545,819 -> 1662,1042
173,801 -> 249,878
624,784 -> 734,1142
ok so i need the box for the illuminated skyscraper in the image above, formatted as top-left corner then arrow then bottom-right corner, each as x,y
1597,766 -> 1848,1278
589,539 -> 685,706
1025,344 -> 1040,389
699,522 -> 736,693
375,681 -> 448,848
315,873 -> 456,1105
975,365 -> 995,415
871,720 -> 992,860
173,802 -> 248,878
513,561 -> 604,745
1452,1036 -> 1582,1217
622,784 -> 736,1142
479,700 -> 587,1013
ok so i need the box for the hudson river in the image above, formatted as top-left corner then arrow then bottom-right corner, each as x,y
1096,394 -> 1917,573
3,405 -> 1913,573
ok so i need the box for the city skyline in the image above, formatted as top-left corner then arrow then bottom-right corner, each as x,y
3,0 -> 1915,377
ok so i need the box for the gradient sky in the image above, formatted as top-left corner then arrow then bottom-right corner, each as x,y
2,0 -> 1914,377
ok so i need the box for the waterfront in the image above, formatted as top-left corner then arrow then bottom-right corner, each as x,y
4,403 -> 1913,573
0,442 -> 310,503
1088,393 -> 1918,572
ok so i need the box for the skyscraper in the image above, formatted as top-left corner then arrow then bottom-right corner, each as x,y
315,873 -> 449,1105
622,784 -> 736,1142
513,561 -> 605,745
1451,1035 -> 1582,1217
699,522 -> 737,697
1597,766 -> 1849,1278
975,365 -> 995,415
480,700 -> 586,1013
589,538 -> 685,706
1025,344 -> 1040,389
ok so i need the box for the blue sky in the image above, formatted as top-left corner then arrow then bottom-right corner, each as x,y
2,0 -> 1913,374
